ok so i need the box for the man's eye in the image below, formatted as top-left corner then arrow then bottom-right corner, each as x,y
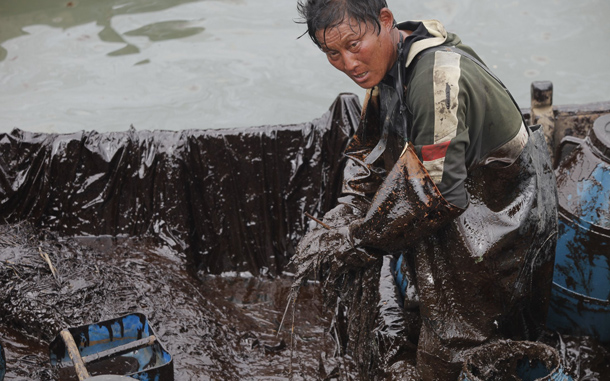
349,41 -> 360,50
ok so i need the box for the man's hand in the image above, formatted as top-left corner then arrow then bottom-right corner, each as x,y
289,202 -> 376,292
296,224 -> 374,269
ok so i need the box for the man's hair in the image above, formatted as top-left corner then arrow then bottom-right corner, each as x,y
296,0 -> 389,49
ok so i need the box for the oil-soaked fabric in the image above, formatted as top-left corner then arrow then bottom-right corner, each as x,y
340,94 -> 557,379
413,128 -> 558,378
0,94 -> 360,276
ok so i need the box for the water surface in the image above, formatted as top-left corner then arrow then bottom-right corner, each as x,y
0,0 -> 608,133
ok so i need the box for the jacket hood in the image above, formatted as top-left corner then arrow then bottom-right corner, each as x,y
403,20 -> 457,67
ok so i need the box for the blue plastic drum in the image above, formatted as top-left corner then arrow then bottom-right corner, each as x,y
547,114 -> 610,342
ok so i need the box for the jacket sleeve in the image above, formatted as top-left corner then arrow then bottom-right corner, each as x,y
406,49 -> 473,209
406,48 -> 524,208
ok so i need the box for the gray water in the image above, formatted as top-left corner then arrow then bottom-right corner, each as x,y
0,0 -> 608,133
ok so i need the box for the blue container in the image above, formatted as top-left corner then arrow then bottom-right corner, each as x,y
393,254 -> 419,308
458,340 -> 573,381
547,114 -> 610,342
394,254 -> 408,299
50,313 -> 173,380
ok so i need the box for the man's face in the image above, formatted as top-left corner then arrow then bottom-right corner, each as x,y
315,9 -> 396,89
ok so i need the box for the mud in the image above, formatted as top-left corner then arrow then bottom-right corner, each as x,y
0,222 -> 358,380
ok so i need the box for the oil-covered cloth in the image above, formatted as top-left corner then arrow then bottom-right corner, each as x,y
341,84 -> 558,381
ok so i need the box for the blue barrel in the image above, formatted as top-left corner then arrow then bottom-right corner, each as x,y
547,114 -> 610,342
394,254 -> 408,299
458,340 -> 573,381
393,254 -> 419,308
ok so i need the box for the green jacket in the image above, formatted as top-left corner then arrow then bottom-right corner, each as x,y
402,20 -> 525,207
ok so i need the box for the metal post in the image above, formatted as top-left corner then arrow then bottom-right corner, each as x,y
530,81 -> 555,160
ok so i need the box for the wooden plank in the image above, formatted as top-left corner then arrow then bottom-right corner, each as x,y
59,330 -> 91,380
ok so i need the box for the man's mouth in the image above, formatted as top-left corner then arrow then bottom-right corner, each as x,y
354,72 -> 368,79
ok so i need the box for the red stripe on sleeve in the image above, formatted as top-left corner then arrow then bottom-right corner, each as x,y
421,141 -> 451,161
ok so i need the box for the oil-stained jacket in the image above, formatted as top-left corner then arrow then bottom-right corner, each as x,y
341,20 -> 558,379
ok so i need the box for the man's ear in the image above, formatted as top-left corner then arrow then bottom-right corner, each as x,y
379,8 -> 395,31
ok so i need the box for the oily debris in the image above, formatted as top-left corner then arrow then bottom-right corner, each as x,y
539,330 -> 610,380
0,222 -> 357,380
460,340 -> 561,380
0,222 -> 238,379
288,202 -> 417,380
0,94 -> 360,278
1,223 -> 609,380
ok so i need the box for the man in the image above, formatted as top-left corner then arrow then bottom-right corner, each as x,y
292,0 -> 558,379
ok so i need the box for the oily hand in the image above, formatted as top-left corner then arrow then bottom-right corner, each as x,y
290,204 -> 376,292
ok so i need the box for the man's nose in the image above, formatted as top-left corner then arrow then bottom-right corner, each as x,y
342,52 -> 358,72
